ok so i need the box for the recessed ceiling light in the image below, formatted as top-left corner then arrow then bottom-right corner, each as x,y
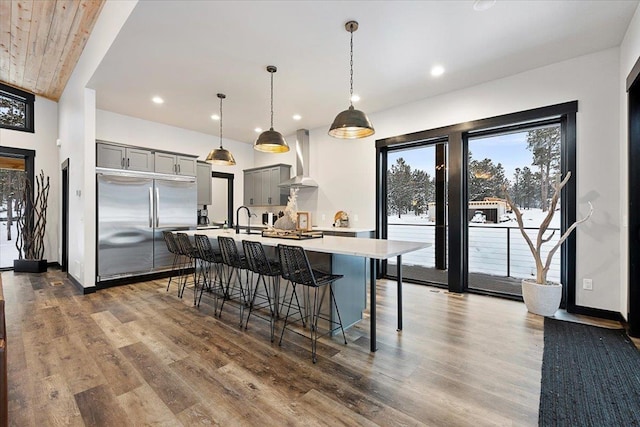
152,96 -> 164,104
473,0 -> 496,12
254,127 -> 263,133
350,94 -> 360,103
292,114 -> 302,121
211,114 -> 220,120
431,65 -> 445,77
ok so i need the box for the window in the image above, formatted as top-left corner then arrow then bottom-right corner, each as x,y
0,83 -> 35,133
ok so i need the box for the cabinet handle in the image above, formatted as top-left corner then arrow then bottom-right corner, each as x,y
178,164 -> 180,173
268,197 -> 272,204
250,198 -> 253,205
127,158 -> 130,168
121,158 -> 124,168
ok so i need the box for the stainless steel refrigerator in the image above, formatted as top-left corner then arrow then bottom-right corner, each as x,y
97,170 -> 196,281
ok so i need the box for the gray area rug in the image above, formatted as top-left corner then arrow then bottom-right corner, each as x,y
539,318 -> 640,426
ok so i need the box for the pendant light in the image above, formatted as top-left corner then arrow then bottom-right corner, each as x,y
206,93 -> 236,166
329,20 -> 375,139
254,65 -> 289,153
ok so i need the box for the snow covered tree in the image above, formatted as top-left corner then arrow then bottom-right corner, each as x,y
387,158 -> 413,218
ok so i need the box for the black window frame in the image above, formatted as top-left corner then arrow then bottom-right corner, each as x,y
0,83 -> 35,133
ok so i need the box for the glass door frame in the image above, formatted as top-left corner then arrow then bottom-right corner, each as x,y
376,101 -> 578,310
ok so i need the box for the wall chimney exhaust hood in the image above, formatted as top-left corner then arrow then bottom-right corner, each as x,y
278,129 -> 318,188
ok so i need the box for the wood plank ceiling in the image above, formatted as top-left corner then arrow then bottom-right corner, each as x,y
0,0 -> 104,101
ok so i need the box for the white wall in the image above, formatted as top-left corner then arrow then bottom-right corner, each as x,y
96,110 -> 254,224
58,0 -> 137,288
290,48 -> 621,313
619,4 -> 640,319
0,96 -> 59,263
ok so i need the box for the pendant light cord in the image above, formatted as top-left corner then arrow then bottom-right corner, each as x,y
219,95 -> 224,149
270,71 -> 274,129
349,29 -> 354,108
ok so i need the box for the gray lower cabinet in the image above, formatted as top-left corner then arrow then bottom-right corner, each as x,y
97,142 -> 154,172
243,164 -> 291,206
197,162 -> 212,205
154,152 -> 197,176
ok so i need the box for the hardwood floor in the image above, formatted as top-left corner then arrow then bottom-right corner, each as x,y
1,269 -> 621,426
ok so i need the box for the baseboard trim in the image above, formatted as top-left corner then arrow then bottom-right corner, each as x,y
97,268 -> 188,290
67,274 -> 96,294
567,305 -> 624,322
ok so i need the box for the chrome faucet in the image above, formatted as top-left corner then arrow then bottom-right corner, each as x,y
235,206 -> 256,234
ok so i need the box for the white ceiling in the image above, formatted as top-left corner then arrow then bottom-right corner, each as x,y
88,0 -> 638,144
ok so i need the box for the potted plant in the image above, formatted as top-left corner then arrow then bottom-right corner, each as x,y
504,172 -> 593,316
13,170 -> 50,273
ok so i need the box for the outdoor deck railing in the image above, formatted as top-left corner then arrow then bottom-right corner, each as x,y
387,222 -> 560,283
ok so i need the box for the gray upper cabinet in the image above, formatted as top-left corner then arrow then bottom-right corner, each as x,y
126,147 -> 154,172
197,162 -> 212,206
97,142 -> 153,172
154,153 -> 197,176
243,164 -> 291,206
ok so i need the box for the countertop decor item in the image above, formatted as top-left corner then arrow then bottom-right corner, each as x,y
14,170 -> 50,273
328,20 -> 375,139
334,210 -> 349,227
296,211 -> 311,231
273,188 -> 298,230
504,171 -> 593,316
254,65 -> 289,153
205,93 -> 236,166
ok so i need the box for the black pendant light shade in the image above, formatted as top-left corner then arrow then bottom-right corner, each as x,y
206,93 -> 236,166
329,20 -> 375,139
329,105 -> 375,139
255,66 -> 289,153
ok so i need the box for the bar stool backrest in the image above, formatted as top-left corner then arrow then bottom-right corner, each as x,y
277,244 -> 316,287
243,240 -> 275,275
176,233 -> 195,258
194,234 -> 214,261
218,236 -> 243,268
163,231 -> 179,255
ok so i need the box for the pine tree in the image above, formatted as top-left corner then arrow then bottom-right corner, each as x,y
387,158 -> 413,218
527,127 -> 561,211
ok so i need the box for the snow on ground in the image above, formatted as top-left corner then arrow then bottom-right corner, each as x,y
387,209 -> 561,282
0,222 -> 19,268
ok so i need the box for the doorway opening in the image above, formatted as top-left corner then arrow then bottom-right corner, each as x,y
61,159 -> 69,272
0,147 -> 35,270
211,171 -> 234,227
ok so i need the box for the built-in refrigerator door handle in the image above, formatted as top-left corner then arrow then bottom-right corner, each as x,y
149,187 -> 153,227
155,187 -> 160,227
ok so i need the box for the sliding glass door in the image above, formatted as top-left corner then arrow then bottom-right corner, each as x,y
385,142 -> 448,286
466,125 -> 562,297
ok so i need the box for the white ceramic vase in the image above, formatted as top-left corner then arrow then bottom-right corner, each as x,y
521,279 -> 562,317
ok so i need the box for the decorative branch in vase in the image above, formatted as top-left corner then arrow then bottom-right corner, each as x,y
14,170 -> 50,273
503,171 -> 593,316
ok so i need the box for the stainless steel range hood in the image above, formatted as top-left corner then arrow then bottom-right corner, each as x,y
278,129 -> 318,188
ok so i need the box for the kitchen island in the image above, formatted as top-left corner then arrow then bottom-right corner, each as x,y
184,228 -> 429,352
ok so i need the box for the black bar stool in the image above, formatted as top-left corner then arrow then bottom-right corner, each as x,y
162,231 -> 183,295
277,243 -> 347,363
242,240 -> 279,342
217,236 -> 249,325
193,234 -> 224,310
175,233 -> 198,299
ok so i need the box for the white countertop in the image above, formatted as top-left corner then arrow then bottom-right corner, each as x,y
184,228 -> 428,260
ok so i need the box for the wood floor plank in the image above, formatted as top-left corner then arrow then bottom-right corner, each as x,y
90,310 -> 139,348
78,328 -> 143,396
119,341 -> 199,415
53,332 -> 107,395
295,388 -> 379,427
75,384 -> 130,426
7,368 -> 35,427
124,319 -> 190,365
34,374 -> 84,427
117,384 -> 183,426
